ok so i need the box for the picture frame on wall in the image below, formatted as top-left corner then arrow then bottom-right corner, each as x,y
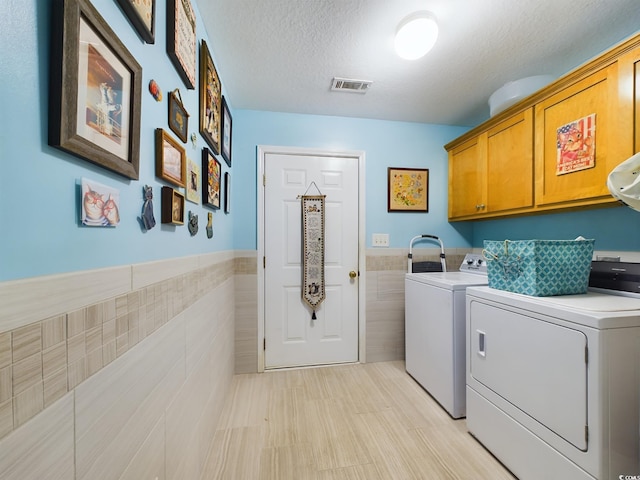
155,128 -> 186,187
168,89 -> 189,143
221,96 -> 232,167
202,147 -> 221,209
49,0 -> 142,180
167,0 -> 196,89
387,167 -> 429,212
186,157 -> 200,204
224,171 -> 230,214
115,0 -> 156,44
161,186 -> 185,225
199,40 -> 222,154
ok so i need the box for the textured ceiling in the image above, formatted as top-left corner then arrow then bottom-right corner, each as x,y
195,0 -> 640,127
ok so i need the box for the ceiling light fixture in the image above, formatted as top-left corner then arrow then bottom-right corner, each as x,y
394,11 -> 439,60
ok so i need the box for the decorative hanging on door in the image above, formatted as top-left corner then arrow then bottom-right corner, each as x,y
300,182 -> 326,320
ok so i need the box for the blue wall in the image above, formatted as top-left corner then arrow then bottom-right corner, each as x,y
232,110 -> 472,250
1,0 -> 233,281
473,206 -> 640,252
2,0 -> 639,283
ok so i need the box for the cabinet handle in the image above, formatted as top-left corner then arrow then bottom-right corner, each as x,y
477,330 -> 486,357
475,204 -> 486,210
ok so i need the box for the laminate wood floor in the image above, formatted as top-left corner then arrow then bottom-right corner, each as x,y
201,361 -> 516,480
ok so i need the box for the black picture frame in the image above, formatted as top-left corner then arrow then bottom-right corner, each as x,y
224,172 -> 230,213
115,0 -> 156,44
387,167 -> 429,212
167,0 -> 196,89
49,0 -> 142,180
221,96 -> 232,167
168,89 -> 189,143
202,148 -> 221,209
199,40 -> 221,154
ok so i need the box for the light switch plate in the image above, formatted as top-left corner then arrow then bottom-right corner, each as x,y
372,233 -> 389,247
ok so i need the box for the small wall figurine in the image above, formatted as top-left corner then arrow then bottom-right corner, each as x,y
188,211 -> 198,236
139,185 -> 156,231
206,212 -> 213,238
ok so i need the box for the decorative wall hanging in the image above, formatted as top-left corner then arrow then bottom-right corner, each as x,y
186,158 -> 200,203
300,183 -> 326,320
167,0 -> 196,89
201,148 -> 221,209
161,186 -> 184,225
387,167 -> 429,212
139,185 -> 156,231
199,40 -> 221,154
187,211 -> 198,236
224,172 -> 231,214
155,128 -> 186,187
49,0 -> 142,180
168,89 -> 189,143
148,80 -> 162,101
556,114 -> 596,175
221,96 -> 232,167
116,0 -> 156,44
80,178 -> 120,227
206,212 -> 213,238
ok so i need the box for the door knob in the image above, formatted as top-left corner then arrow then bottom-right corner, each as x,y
349,270 -> 358,279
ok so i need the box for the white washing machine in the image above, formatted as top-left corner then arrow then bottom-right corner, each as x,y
404,253 -> 488,418
465,269 -> 640,480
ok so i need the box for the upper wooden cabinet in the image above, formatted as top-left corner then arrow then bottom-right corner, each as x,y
445,32 -> 640,222
534,64 -> 629,209
617,41 -> 640,154
486,109 -> 534,215
448,109 -> 534,220
448,135 -> 484,218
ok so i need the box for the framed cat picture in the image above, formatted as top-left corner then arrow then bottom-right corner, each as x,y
49,0 -> 142,180
80,178 -> 120,227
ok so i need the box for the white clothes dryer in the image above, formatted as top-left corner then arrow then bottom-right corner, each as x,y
466,281 -> 640,480
404,253 -> 487,418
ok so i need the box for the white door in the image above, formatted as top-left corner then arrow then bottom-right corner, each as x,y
262,149 -> 360,368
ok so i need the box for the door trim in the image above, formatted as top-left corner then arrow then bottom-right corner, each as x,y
257,145 -> 366,372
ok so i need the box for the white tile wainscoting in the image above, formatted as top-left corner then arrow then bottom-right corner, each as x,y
0,251 -> 241,480
2,247 -> 630,478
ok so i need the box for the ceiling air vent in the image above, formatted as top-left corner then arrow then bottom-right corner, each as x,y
331,77 -> 372,93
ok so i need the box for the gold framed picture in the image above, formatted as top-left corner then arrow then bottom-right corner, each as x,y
155,128 -> 186,187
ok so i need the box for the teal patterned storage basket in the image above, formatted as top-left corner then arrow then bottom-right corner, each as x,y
483,239 -> 595,296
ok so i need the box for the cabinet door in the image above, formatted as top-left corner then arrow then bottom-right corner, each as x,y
486,109 -> 534,213
448,136 -> 486,219
618,44 -> 640,153
534,64 -> 632,207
